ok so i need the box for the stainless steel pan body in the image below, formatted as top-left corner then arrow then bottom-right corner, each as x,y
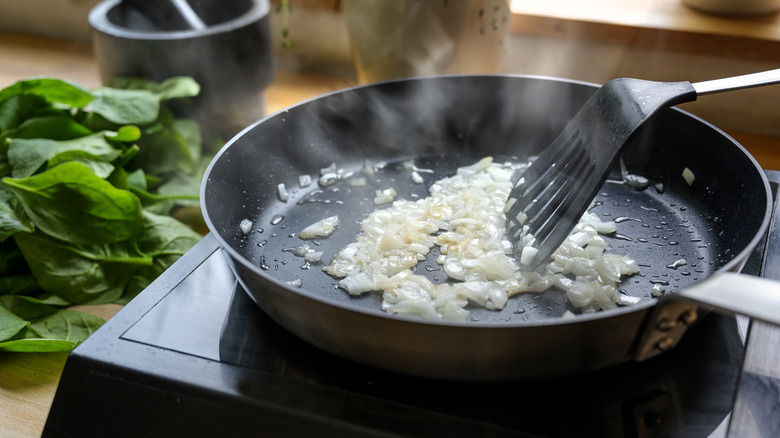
201,75 -> 771,380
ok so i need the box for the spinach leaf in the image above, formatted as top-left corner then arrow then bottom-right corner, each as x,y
0,295 -> 103,351
106,125 -> 142,143
30,309 -> 104,343
127,168 -> 147,190
0,94 -> 50,133
3,161 -> 143,245
14,115 -> 92,140
128,185 -> 199,208
7,137 -> 58,178
106,76 -> 200,101
89,87 -> 160,125
121,212 -> 200,303
0,338 -> 76,352
0,275 -> 39,296
54,131 -> 124,162
14,231 -> 152,304
0,295 -> 51,319
133,109 -> 196,175
48,150 -> 115,179
0,304 -> 28,341
0,78 -> 93,108
5,131 -> 125,180
0,195 -> 34,241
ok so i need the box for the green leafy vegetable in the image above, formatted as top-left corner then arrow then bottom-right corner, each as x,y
4,161 -> 145,245
0,304 -> 28,340
0,78 -> 93,107
0,76 -> 210,352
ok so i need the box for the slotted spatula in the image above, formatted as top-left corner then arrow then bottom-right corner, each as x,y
505,69 -> 780,269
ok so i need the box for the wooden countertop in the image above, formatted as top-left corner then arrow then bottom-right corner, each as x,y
2,5 -> 780,433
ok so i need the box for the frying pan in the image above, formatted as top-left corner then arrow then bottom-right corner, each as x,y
200,75 -> 772,381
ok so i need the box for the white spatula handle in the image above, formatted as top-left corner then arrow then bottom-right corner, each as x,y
693,68 -> 780,95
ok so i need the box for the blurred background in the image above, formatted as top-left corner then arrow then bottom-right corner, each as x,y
0,0 -> 779,148
0,0 -> 780,149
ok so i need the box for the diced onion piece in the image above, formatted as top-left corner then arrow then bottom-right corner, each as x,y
411,171 -> 424,184
520,246 -> 538,266
373,188 -> 397,205
277,183 -> 288,202
682,167 -> 695,186
299,215 -> 340,239
350,176 -> 367,187
239,218 -> 253,235
304,251 -> 324,262
361,160 -> 376,177
298,174 -> 312,187
319,173 -> 339,187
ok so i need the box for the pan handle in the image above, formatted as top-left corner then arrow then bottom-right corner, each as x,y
633,272 -> 780,436
633,272 -> 780,361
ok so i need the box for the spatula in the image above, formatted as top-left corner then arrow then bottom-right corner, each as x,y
505,69 -> 780,269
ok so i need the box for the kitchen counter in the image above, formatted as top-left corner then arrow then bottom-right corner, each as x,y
2,3 -> 780,433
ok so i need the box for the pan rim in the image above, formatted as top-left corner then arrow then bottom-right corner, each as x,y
200,73 -> 773,330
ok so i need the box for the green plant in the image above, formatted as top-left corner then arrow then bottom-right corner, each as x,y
276,0 -> 294,48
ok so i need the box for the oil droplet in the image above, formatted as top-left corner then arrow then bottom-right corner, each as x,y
615,217 -> 641,223
270,214 -> 284,225
259,256 -> 270,270
257,240 -> 267,248
614,234 -> 633,241
256,228 -> 264,234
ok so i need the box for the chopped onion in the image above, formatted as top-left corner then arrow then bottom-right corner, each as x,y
239,218 -> 253,235
620,158 -> 650,190
298,174 -> 312,187
361,160 -> 375,176
299,215 -> 340,239
373,188 -> 397,205
323,157 -> 639,321
277,183 -> 288,202
682,167 -> 695,186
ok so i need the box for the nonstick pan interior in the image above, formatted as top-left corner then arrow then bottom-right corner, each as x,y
203,75 -> 768,322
